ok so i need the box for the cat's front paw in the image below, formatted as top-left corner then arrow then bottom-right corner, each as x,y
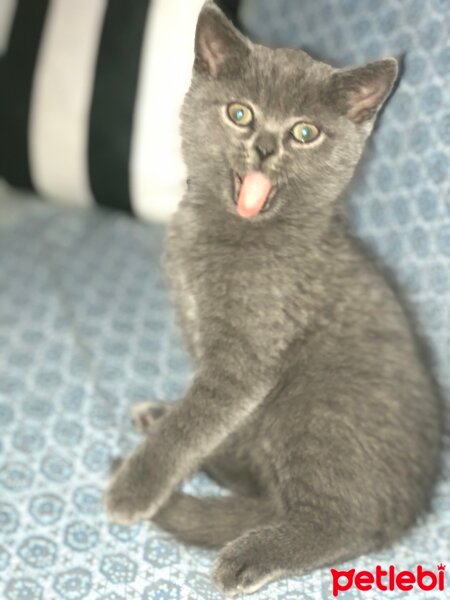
104,479 -> 144,525
103,444 -> 164,525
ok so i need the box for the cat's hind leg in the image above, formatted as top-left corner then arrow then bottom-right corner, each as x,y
110,401 -> 172,473
202,448 -> 263,497
131,401 -> 174,434
212,511 -> 374,596
153,492 -> 277,549
109,402 -> 171,475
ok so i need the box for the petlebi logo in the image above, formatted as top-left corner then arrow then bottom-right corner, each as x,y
331,563 -> 446,597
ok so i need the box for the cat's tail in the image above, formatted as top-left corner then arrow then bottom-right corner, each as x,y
153,492 -> 276,548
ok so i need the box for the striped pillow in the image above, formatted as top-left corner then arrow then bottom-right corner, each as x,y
0,0 -> 241,222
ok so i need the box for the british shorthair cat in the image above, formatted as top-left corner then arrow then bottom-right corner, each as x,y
105,2 -> 441,595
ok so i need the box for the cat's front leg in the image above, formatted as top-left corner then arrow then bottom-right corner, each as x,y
104,352 -> 277,525
104,435 -> 176,524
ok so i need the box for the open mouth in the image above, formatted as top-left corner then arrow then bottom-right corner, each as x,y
232,171 -> 278,217
232,172 -> 243,206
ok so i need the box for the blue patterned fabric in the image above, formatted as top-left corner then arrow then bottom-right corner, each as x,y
0,188 -> 449,599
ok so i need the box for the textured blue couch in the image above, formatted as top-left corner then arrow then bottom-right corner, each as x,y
0,1 -> 449,598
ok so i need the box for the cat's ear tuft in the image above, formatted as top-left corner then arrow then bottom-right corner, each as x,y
331,58 -> 399,124
194,1 -> 251,77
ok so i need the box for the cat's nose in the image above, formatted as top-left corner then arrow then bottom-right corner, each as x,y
254,132 -> 277,162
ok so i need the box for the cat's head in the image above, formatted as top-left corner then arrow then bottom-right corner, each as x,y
181,1 -> 398,224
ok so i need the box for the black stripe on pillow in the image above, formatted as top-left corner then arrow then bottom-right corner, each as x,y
216,0 -> 242,26
88,0 -> 151,215
0,0 -> 49,189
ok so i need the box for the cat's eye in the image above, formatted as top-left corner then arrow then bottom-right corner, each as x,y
291,122 -> 320,144
227,102 -> 254,127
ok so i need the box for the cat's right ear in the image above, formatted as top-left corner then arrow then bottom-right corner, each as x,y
194,1 -> 252,78
329,58 -> 399,125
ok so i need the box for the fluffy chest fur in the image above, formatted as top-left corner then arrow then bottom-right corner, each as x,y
166,202 -> 329,364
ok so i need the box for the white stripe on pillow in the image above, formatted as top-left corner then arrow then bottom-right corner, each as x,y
29,0 -> 107,207
130,0 -> 205,222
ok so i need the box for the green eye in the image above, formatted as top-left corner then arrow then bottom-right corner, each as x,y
227,102 -> 253,126
291,122 -> 320,144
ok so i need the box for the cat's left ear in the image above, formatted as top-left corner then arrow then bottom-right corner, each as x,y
330,58 -> 399,124
194,1 -> 252,78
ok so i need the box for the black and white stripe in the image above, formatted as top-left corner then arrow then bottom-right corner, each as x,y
89,0 -> 150,213
0,0 -> 242,221
0,0 -> 17,55
0,0 -> 49,191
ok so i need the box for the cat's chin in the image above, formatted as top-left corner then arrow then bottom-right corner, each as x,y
232,171 -> 279,218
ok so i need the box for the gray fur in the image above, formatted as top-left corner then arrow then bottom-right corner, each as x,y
104,2 -> 441,595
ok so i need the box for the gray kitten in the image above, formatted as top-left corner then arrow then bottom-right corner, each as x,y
104,2 -> 441,595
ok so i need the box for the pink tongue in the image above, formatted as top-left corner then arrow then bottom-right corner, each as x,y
237,172 -> 272,218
